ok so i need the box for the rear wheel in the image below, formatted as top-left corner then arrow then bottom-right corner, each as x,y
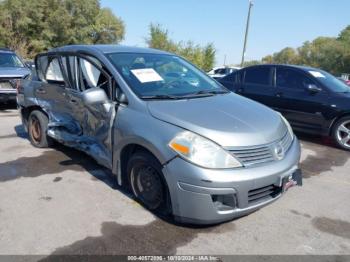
28,110 -> 54,148
127,151 -> 171,215
332,116 -> 350,150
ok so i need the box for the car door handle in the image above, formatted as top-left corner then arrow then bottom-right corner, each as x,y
36,88 -> 46,94
237,88 -> 243,93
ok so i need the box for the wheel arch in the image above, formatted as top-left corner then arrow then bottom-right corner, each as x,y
119,143 -> 163,188
21,105 -> 48,129
329,112 -> 350,136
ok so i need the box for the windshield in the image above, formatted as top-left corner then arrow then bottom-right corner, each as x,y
0,53 -> 25,68
308,69 -> 350,93
107,53 -> 227,99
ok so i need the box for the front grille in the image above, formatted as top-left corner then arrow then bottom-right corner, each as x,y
280,129 -> 293,151
248,185 -> 281,205
230,131 -> 293,166
230,146 -> 274,166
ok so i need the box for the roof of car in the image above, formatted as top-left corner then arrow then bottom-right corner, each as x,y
48,45 -> 172,55
0,48 -> 14,53
242,63 -> 321,72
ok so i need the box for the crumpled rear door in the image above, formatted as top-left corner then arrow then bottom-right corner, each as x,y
35,55 -> 83,142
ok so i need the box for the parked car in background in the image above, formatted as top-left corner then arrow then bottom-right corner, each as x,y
338,77 -> 350,86
219,64 -> 350,150
207,66 -> 240,79
17,45 -> 301,225
0,48 -> 31,104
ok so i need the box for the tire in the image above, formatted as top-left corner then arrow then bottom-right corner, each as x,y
332,116 -> 350,151
127,150 -> 171,216
28,110 -> 54,148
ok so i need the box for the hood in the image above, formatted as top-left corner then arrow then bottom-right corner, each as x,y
0,67 -> 31,78
147,93 -> 287,148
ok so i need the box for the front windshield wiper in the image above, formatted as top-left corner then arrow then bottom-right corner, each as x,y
141,94 -> 182,100
182,89 -> 230,98
141,89 -> 229,100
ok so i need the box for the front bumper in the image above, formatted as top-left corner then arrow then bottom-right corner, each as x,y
0,90 -> 16,103
162,137 -> 301,225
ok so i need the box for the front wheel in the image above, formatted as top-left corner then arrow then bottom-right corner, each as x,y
127,151 -> 171,215
332,116 -> 350,150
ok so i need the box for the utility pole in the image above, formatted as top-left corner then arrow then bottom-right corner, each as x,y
241,0 -> 254,67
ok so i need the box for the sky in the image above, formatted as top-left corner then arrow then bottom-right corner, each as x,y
101,0 -> 350,66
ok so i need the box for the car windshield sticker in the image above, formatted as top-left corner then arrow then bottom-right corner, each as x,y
131,68 -> 164,83
309,71 -> 326,78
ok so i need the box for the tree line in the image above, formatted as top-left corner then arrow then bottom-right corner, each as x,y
0,0 -> 216,71
146,24 -> 216,72
244,25 -> 350,76
6,0 -> 347,75
0,0 -> 125,58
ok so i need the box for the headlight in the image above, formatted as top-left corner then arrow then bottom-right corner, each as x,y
168,131 -> 242,169
280,115 -> 294,139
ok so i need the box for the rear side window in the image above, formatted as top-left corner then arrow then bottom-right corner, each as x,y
244,67 -> 271,85
46,58 -> 64,81
276,68 -> 314,89
214,68 -> 226,74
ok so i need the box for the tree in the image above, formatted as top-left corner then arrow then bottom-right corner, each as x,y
338,25 -> 350,43
146,24 -> 216,71
93,8 -> 125,44
202,43 -> 216,72
259,25 -> 350,75
0,0 -> 125,58
273,47 -> 299,64
241,60 -> 261,67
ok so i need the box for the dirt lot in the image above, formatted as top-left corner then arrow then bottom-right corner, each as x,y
0,106 -> 349,257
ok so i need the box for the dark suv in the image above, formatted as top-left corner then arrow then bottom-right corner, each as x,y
0,48 -> 31,104
219,64 -> 350,150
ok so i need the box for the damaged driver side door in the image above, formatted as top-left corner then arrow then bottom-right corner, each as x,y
59,54 -> 117,169
48,54 -> 116,168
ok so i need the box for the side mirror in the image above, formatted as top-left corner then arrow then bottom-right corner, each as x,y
119,93 -> 128,104
116,88 -> 128,104
82,87 -> 108,105
306,84 -> 322,94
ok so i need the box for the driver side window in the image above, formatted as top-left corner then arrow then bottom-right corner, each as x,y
276,68 -> 315,89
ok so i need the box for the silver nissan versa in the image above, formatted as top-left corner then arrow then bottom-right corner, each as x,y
17,45 -> 302,224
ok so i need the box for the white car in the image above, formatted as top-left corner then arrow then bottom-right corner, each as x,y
207,66 -> 240,80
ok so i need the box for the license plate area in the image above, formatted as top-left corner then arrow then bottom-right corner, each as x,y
282,169 -> 302,192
